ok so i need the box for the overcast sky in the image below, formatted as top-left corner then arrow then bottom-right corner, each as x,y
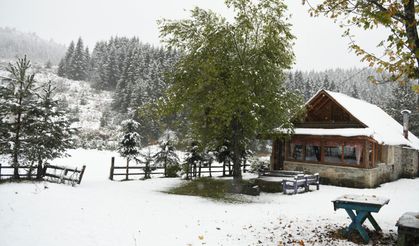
0,0 -> 387,71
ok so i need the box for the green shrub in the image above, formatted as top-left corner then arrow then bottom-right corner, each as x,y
166,164 -> 181,177
166,177 -> 254,202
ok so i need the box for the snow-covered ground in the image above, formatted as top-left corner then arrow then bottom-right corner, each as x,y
1,149 -> 418,246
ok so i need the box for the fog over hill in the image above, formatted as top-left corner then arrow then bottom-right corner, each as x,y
0,27 -> 66,64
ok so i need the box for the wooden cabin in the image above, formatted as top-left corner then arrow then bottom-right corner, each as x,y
271,90 -> 419,188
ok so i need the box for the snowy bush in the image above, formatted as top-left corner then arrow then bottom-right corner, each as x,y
138,148 -> 156,179
249,157 -> 269,173
154,130 -> 180,177
118,119 -> 142,166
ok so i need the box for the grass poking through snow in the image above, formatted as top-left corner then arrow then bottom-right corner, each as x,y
165,177 -> 250,203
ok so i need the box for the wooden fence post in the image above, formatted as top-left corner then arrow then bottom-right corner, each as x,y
126,159 -> 129,180
198,163 -> 201,177
77,165 -> 86,184
109,157 -> 115,180
0,163 -> 2,180
243,159 -> 246,173
209,162 -> 212,177
222,162 -> 226,176
36,162 -> 43,179
186,162 -> 190,180
42,165 -> 49,179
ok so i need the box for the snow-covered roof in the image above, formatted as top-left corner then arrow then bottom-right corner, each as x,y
292,128 -> 375,138
294,90 -> 419,150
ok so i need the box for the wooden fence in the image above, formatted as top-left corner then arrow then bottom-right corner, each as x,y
109,157 -> 248,181
0,164 -> 40,180
0,163 -> 86,185
43,164 -> 86,185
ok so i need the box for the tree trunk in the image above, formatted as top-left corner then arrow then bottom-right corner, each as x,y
126,158 -> 130,180
36,157 -> 43,180
231,116 -> 242,182
12,110 -> 22,180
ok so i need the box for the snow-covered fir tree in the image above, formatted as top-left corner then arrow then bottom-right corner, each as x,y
0,57 -> 39,178
26,81 -> 76,177
215,142 -> 233,176
184,141 -> 204,179
58,41 -> 74,78
153,130 -> 180,177
0,57 -> 75,179
86,36 -> 179,111
284,68 -> 393,108
57,38 -> 90,81
118,119 -> 141,172
385,82 -> 419,135
138,147 -> 155,179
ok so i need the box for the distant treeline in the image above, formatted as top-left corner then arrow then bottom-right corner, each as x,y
58,37 -> 179,113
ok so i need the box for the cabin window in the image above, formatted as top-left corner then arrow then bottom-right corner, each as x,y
289,143 -> 304,160
285,138 -> 374,167
376,144 -> 382,163
367,142 -> 373,166
324,142 -> 342,163
305,141 -> 321,162
343,144 -> 363,165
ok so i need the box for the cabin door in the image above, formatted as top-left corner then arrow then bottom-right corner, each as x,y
273,139 -> 284,170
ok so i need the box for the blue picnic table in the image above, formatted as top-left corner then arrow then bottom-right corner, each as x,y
332,194 -> 390,243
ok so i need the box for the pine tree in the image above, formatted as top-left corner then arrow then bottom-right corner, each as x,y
69,37 -> 87,80
63,41 -> 75,77
215,141 -> 233,176
0,56 -> 38,178
138,148 -> 154,179
323,75 -> 330,90
329,80 -> 337,92
1,57 -> 77,179
26,81 -> 76,178
153,130 -> 180,177
351,84 -> 360,98
84,47 -> 90,78
304,79 -> 312,101
184,141 -> 204,179
118,119 -> 141,178
57,59 -> 66,77
386,82 -> 419,135
293,71 -> 304,93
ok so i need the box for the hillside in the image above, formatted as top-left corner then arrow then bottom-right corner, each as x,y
33,71 -> 122,149
0,27 -> 66,64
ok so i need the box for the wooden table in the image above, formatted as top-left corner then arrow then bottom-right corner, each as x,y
332,194 -> 390,243
396,212 -> 419,245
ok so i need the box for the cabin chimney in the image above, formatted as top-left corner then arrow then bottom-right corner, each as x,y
401,109 -> 411,139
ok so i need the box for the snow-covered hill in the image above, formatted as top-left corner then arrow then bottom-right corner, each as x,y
34,70 -> 121,149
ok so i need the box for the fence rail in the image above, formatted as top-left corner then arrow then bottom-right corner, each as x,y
43,164 -> 86,185
109,157 -> 248,181
0,163 -> 86,185
0,163 -> 41,180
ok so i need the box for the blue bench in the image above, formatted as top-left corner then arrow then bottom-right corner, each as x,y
282,173 -> 320,194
